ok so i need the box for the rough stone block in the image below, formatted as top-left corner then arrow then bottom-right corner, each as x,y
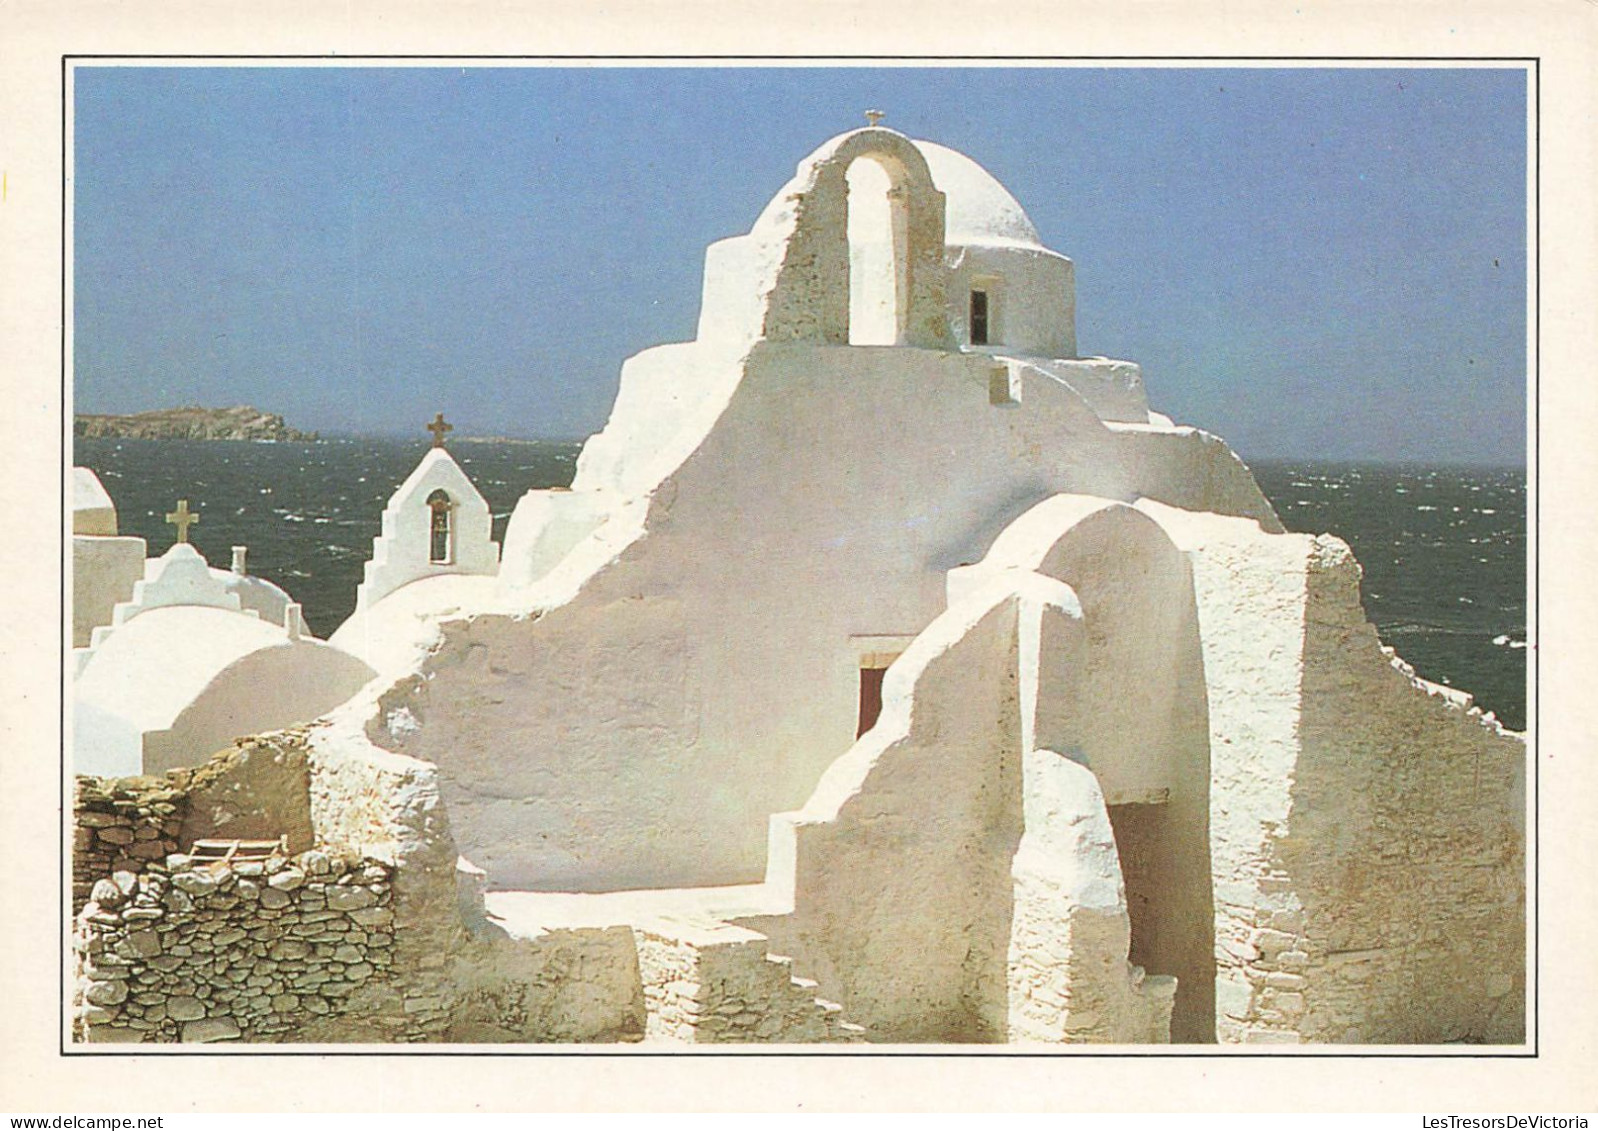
1215,976 -> 1254,1020
268,868 -> 307,891
85,980 -> 129,1006
181,1017 -> 241,1043
125,929 -> 162,958
172,871 -> 219,896
1253,929 -> 1297,957
326,886 -> 376,911
1243,1028 -> 1300,1044
168,996 -> 205,1022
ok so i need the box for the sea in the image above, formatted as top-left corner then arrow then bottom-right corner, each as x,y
72,439 -> 1530,732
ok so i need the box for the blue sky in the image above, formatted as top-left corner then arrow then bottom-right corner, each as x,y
72,65 -> 1527,463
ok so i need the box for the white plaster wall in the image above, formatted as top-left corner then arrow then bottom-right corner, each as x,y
76,604 -> 375,777
331,574 -> 498,676
564,340 -> 745,502
218,570 -> 293,627
743,572 -> 1174,1043
73,468 -> 119,536
696,235 -> 770,347
73,535 -> 145,647
1042,502 -> 1201,806
495,490 -> 611,597
946,243 -> 1076,359
1109,424 -> 1284,533
968,496 -> 1216,1039
143,642 -> 377,775
1009,746 -> 1177,1043
949,497 -> 1203,804
354,449 -> 499,614
379,340 -> 1284,894
73,700 -> 146,778
1026,358 -> 1149,424
1286,537 -> 1524,1043
1138,501 -> 1525,1044
757,584 -> 1025,1041
99,545 -> 242,641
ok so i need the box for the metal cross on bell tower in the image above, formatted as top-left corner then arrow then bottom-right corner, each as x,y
165,499 -> 199,544
427,412 -> 453,449
865,109 -> 885,127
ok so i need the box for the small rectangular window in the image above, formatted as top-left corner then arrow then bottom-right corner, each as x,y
969,289 -> 990,345
858,666 -> 889,737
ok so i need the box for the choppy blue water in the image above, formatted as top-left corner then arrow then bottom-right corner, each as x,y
75,437 -> 581,639
73,440 -> 1529,732
1252,460 -> 1527,731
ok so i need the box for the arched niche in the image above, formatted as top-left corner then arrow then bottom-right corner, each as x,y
760,128 -> 953,350
427,488 -> 454,565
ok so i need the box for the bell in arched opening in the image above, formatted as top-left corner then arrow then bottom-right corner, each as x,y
427,488 -> 453,564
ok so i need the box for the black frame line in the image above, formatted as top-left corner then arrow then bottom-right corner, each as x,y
58,52 -> 1540,1061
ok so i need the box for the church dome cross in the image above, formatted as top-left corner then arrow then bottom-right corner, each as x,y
165,498 -> 199,544
427,412 -> 454,449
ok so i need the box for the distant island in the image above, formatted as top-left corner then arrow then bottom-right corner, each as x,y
75,406 -> 318,443
453,435 -> 551,446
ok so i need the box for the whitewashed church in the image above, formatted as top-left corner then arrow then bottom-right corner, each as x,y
71,124 -> 1525,1046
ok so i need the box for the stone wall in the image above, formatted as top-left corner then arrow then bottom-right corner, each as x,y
74,723 -> 653,1044
73,778 -> 185,912
446,925 -> 645,1043
633,920 -> 862,1043
1008,876 -> 1176,1043
75,850 -> 398,1042
1270,536 -> 1525,1044
1007,749 -> 1178,1044
755,588 -> 1026,1042
74,733 -> 313,913
1141,501 -> 1525,1045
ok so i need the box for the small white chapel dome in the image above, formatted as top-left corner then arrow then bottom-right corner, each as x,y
748,131 -> 1045,252
914,141 -> 1045,249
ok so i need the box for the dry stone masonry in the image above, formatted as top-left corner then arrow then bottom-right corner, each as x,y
75,849 -> 397,1043
633,920 -> 864,1043
73,779 -> 184,913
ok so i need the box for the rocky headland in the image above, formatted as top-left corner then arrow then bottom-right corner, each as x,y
75,406 -> 318,442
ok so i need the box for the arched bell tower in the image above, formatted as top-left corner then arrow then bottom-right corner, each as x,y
756,128 -> 954,350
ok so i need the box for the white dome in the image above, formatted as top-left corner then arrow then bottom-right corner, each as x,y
747,133 -> 1049,252
914,140 -> 1045,249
